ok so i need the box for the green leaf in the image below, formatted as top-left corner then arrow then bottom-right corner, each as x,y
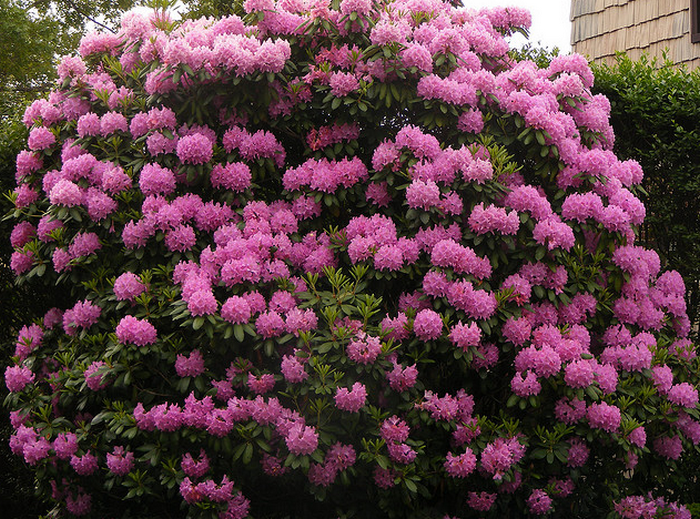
234,324 -> 244,342
243,443 -> 253,464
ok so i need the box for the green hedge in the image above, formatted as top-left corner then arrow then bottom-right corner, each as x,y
592,54 -> 700,339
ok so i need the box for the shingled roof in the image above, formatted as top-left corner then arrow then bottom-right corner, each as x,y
570,0 -> 700,68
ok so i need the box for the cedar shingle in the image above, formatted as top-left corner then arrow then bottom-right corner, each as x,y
570,0 -> 699,69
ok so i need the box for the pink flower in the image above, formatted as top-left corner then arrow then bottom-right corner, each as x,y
444,449 -> 476,478
285,308 -> 318,336
587,402 -> 621,432
16,150 -> 43,180
14,324 -> 43,360
53,432 -> 79,460
211,162 -> 251,192
247,373 -> 275,394
668,383 -> 699,408
555,397 -> 587,424
77,112 -> 101,137
467,491 -> 497,512
139,163 -> 176,195
533,216 -> 575,251
65,491 -> 91,516
329,72 -> 359,97
177,133 -> 213,164
106,446 -> 134,476
629,426 -> 647,448
113,272 -> 146,301
100,111 -> 128,135
4,365 -> 35,392
116,316 -> 158,346
187,289 -> 218,316
63,300 -> 101,334
221,296 -> 252,324
449,321 -> 481,351
511,371 -> 541,397
457,108 -> 484,133
255,311 -> 286,338
413,309 -> 443,340
406,179 -> 441,210
69,232 -> 101,258
28,127 -> 56,150
15,184 -> 39,208
335,382 -> 367,412
10,250 -> 33,275
71,451 -> 98,475
347,333 -> 382,364
373,466 -> 399,489
468,203 -> 519,235
85,188 -> 117,220
566,438 -> 589,467
564,360 -> 595,388
653,435 -> 683,460
480,437 -> 526,480
182,450 -> 210,478
387,361 -> 418,392
340,0 -> 372,15
380,416 -> 410,443
281,354 -> 308,383
651,365 -> 673,394
84,361 -> 110,390
387,442 -> 417,464
285,423 -> 319,455
175,350 -> 205,377
49,179 -> 83,206
527,489 -> 552,515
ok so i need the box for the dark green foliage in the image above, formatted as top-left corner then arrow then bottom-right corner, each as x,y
592,54 -> 700,339
0,104 -> 54,519
510,42 -> 559,69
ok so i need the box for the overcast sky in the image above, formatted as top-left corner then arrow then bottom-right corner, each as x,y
465,0 -> 573,52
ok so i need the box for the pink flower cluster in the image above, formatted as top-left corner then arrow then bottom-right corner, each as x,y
283,156 -> 368,193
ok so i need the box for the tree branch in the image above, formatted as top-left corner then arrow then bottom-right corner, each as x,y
63,0 -> 117,33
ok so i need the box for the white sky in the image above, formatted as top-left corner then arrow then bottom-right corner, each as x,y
465,0 -> 573,52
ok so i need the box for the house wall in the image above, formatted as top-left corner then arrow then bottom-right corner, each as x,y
570,0 -> 700,68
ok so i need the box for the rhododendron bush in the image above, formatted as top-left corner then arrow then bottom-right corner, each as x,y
5,1 -> 699,518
